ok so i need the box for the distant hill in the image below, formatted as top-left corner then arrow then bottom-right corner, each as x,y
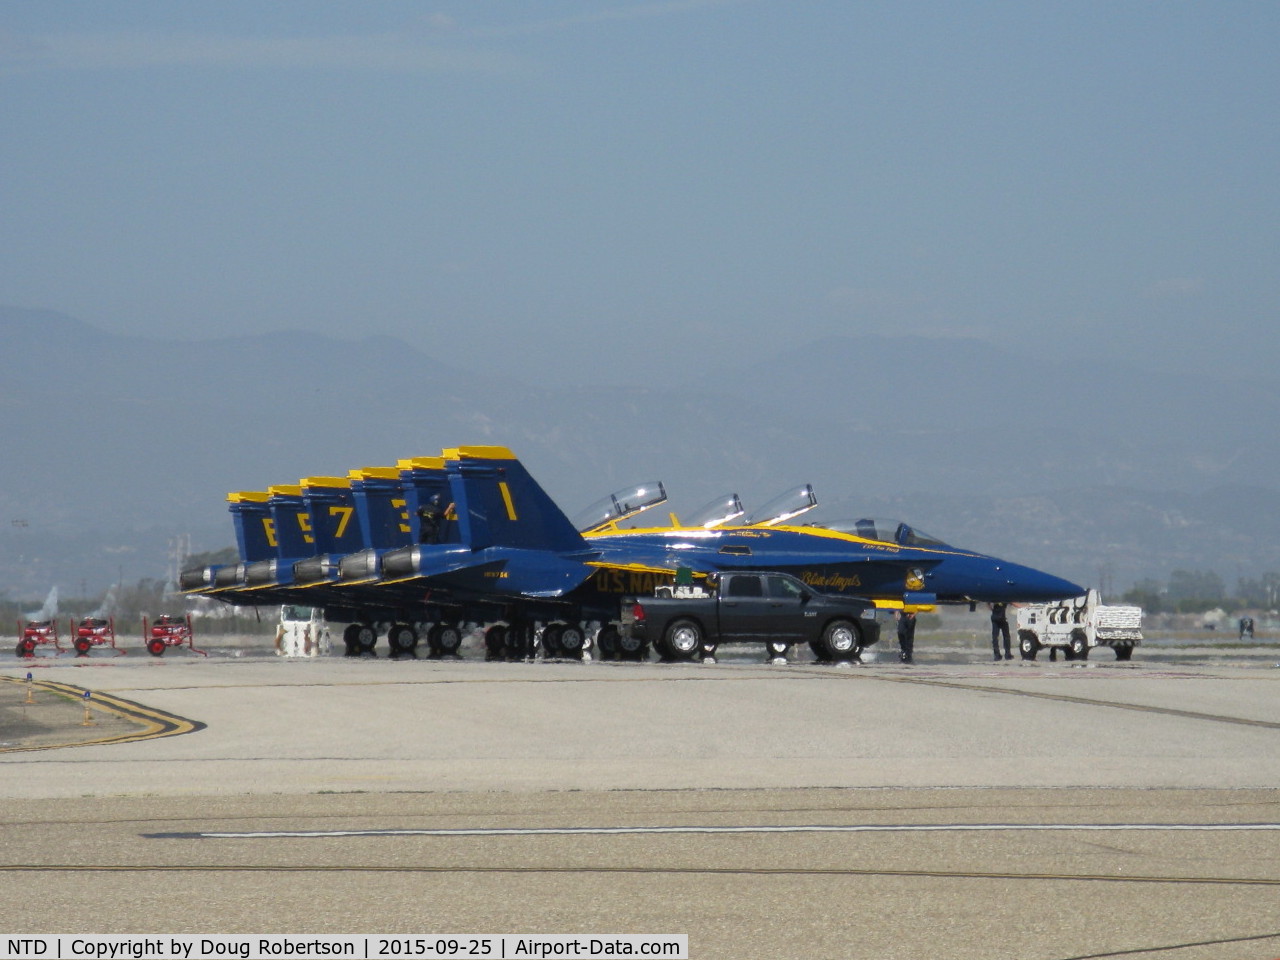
2,306 -> 1278,601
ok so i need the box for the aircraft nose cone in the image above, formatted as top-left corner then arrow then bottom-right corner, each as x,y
1000,562 -> 1083,601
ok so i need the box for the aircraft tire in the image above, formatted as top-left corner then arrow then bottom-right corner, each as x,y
431,623 -> 463,658
388,624 -> 417,657
1018,631 -> 1039,661
808,640 -> 826,662
541,625 -> 564,658
342,624 -> 361,657
354,624 -> 378,656
819,620 -> 860,662
765,639 -> 789,661
596,625 -> 620,661
484,625 -> 506,661
617,629 -> 648,661
558,625 -> 585,660
1114,643 -> 1133,661
663,619 -> 703,661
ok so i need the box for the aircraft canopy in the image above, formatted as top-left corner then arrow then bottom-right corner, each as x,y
573,482 -> 668,532
811,518 -> 950,547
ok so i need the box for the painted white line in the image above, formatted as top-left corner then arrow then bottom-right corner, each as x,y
188,823 -> 1280,839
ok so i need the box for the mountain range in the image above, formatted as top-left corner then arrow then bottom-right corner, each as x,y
3,305 -> 1278,602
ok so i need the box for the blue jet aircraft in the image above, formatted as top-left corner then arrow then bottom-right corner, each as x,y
184,445 -> 1082,659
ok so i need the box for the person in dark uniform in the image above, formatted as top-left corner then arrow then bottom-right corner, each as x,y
897,610 -> 916,664
417,494 -> 454,544
990,602 -> 1012,661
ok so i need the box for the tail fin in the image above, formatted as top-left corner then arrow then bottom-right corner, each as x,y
398,457 -> 458,544
266,485 -> 315,559
227,491 -> 275,563
300,476 -> 363,556
444,446 -> 586,553
348,467 -> 412,551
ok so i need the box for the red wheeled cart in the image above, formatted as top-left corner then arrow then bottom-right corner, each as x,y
142,614 -> 207,657
15,619 -> 62,657
70,616 -> 125,656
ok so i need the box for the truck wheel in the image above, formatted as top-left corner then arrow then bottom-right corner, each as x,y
1018,631 -> 1039,661
663,619 -> 704,661
1114,643 -> 1133,661
819,620 -> 860,662
596,626 -> 620,661
1069,631 -> 1089,660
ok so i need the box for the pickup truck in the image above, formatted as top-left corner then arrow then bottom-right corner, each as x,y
620,571 -> 881,663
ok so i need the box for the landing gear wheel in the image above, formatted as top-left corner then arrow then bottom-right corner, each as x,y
765,639 -> 789,662
596,626 -> 620,661
541,625 -> 564,658
557,625 -> 585,660
342,623 -> 361,657
147,638 -> 166,657
662,619 -> 703,661
430,623 -> 463,658
484,625 -> 506,661
1018,631 -> 1040,661
354,624 -> 378,656
819,620 -> 860,662
1114,643 -> 1133,661
618,630 -> 649,661
387,624 -> 418,657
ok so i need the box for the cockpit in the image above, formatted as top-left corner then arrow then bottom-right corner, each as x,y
808,518 -> 950,547
573,482 -> 668,533
744,484 -> 819,527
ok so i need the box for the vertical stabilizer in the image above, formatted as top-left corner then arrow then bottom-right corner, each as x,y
267,485 -> 314,560
227,491 -> 274,563
349,467 -> 412,551
300,476 -> 362,556
443,447 -> 586,553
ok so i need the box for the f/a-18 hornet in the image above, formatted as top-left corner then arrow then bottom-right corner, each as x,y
184,445 -> 1081,659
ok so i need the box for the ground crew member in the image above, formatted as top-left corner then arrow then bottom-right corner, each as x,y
417,494 -> 454,544
990,602 -> 1012,661
897,610 -> 916,664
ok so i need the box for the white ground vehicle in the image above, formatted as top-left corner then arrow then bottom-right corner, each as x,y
276,605 -> 332,657
1015,589 -> 1142,661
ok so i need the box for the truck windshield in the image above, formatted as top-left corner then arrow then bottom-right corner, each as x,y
811,518 -> 949,547
573,482 -> 668,532
281,605 -> 316,622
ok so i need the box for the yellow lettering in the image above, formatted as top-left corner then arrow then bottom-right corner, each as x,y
392,498 -> 409,534
498,482 -> 518,521
297,512 -> 314,545
328,504 -> 354,538
262,518 -> 277,549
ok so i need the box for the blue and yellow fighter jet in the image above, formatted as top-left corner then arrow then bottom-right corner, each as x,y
184,445 -> 1082,660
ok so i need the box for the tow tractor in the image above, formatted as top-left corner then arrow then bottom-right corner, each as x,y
142,613 -> 207,657
70,616 -> 125,656
15,619 -> 61,657
1015,589 -> 1143,661
276,605 -> 331,657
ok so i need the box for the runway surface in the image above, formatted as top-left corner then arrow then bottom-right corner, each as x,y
2,644 -> 1279,959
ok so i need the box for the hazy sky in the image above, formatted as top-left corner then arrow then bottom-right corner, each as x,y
2,1 -> 1277,380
